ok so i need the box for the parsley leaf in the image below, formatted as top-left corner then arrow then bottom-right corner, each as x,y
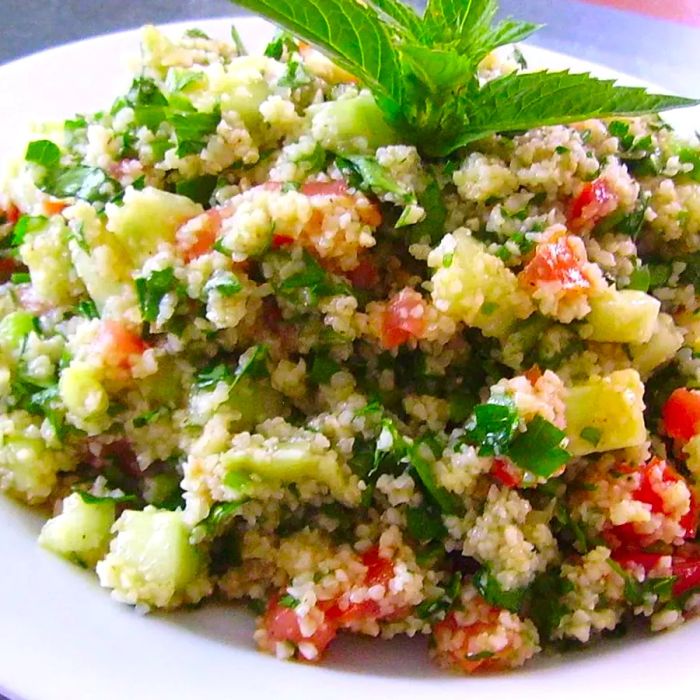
203,272 -> 242,297
25,140 -> 61,168
464,394 -> 519,457
473,566 -> 526,613
336,154 -> 410,200
176,175 -> 218,206
507,415 -> 570,477
135,268 -> 178,323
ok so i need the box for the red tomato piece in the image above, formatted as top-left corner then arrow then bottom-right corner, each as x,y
491,458 -> 521,488
98,320 -> 148,369
263,595 -> 338,656
568,178 -> 618,232
381,288 -> 427,349
301,181 -> 347,197
272,234 -> 295,248
4,204 -> 20,224
362,545 -> 394,588
180,210 -> 221,262
663,388 -> 700,442
521,236 -> 589,290
346,257 -> 380,290
42,200 -> 68,216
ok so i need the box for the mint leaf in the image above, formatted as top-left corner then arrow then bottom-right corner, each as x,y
336,154 -> 409,198
230,0 -> 403,106
445,71 -> 699,155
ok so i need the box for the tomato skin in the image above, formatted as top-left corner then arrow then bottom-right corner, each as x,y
4,204 -> 20,224
263,595 -> 338,656
612,548 -> 700,598
361,545 -> 394,588
612,458 -> 698,543
272,234 -> 295,248
301,181 -> 347,197
521,235 -> 589,290
491,458 -> 521,488
42,200 -> 68,216
179,209 -> 220,262
98,320 -> 148,369
663,388 -> 700,442
381,288 -> 427,349
346,257 -> 379,290
568,178 -> 618,231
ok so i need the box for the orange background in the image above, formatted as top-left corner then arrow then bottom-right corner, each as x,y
580,0 -> 700,27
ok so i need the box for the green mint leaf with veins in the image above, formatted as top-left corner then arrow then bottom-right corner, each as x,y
230,0 -> 699,157
443,70 -> 698,156
230,0 -> 404,109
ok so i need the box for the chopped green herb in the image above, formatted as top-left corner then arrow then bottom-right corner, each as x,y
204,272 -> 243,297
406,504 -> 447,542
75,490 -> 138,506
25,140 -> 61,168
336,154 -> 410,200
263,31 -> 298,60
508,415 -> 570,477
465,394 -> 519,457
135,267 -> 178,323
76,299 -> 100,319
279,594 -> 300,609
11,215 -> 48,246
175,175 -> 218,207
191,499 -> 248,541
230,24 -> 247,55
473,566 -> 526,612
10,272 -> 30,285
309,352 -> 341,385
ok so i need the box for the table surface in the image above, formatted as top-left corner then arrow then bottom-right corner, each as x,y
0,2 -> 698,700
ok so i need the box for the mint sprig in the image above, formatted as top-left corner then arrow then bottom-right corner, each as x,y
230,0 -> 698,157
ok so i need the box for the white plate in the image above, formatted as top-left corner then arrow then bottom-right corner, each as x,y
0,17 -> 698,700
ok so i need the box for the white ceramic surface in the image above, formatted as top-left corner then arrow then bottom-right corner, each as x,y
0,17 -> 698,700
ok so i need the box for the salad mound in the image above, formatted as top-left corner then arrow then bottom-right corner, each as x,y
1,0 -> 700,673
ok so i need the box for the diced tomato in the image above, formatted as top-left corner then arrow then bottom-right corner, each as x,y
178,210 -> 221,262
98,320 -> 148,369
663,388 -> 700,442
301,181 -> 347,197
521,235 -> 589,290
346,257 -> 380,290
0,257 -> 18,282
612,547 -> 700,598
4,204 -> 19,224
381,288 -> 427,349
263,595 -> 338,656
362,545 -> 394,588
524,365 -> 542,385
568,177 -> 619,232
42,200 -> 68,216
433,611 -> 516,673
491,458 -> 521,488
356,200 -> 382,227
612,458 -> 698,543
272,234 -> 295,248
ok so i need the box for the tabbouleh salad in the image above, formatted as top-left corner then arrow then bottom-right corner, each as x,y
2,0 -> 700,674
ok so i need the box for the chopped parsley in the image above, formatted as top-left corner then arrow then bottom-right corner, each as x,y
135,267 -> 178,323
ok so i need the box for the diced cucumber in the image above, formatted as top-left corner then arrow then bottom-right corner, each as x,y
227,378 -> 287,430
223,438 -> 346,498
582,289 -> 660,344
310,92 -> 398,153
20,218 -> 77,306
216,58 -> 272,129
0,432 -> 66,504
96,508 -> 207,608
630,313 -> 684,376
38,493 -> 115,567
429,229 -> 533,338
59,361 -> 109,420
105,186 -> 202,264
0,311 -> 35,351
565,369 -> 647,456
